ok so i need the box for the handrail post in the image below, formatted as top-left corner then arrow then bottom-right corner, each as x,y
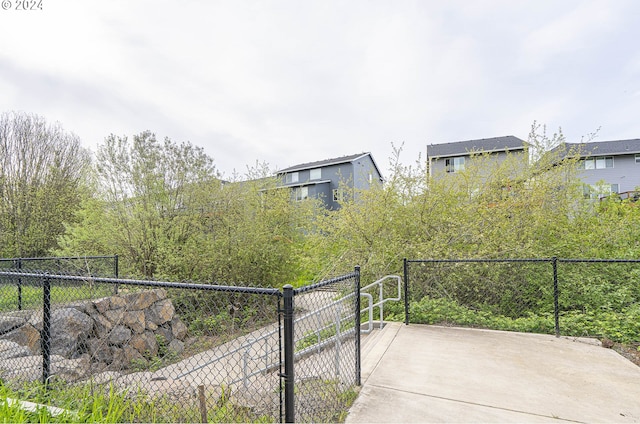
355,266 -> 361,386
553,257 -> 560,337
282,285 -> 295,423
403,258 -> 409,325
378,280 -> 384,327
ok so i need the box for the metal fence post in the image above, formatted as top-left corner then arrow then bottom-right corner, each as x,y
552,257 -> 560,337
42,274 -> 51,387
355,265 -> 361,386
114,254 -> 119,294
17,258 -> 22,311
282,285 -> 295,423
403,258 -> 409,325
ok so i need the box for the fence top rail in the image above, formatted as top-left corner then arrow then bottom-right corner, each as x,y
0,255 -> 117,262
294,271 -> 358,295
558,258 -> 640,264
0,270 -> 282,297
406,258 -> 553,264
405,258 -> 640,264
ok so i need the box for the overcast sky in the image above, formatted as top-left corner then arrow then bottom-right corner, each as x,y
1,0 -> 639,177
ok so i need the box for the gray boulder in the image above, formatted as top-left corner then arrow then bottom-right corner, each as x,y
50,308 -> 94,358
145,299 -> 175,326
108,325 -> 132,346
2,324 -> 41,354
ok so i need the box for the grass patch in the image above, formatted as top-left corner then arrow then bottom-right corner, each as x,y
0,380 -> 278,423
295,379 -> 359,423
0,381 -> 155,423
0,283 -> 115,312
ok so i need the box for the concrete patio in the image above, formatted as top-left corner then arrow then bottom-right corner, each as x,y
346,323 -> 640,423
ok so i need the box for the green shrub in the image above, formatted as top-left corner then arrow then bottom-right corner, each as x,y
397,296 -> 639,344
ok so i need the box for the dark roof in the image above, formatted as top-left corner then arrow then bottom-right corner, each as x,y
277,152 -> 380,174
427,136 -> 528,159
552,139 -> 640,158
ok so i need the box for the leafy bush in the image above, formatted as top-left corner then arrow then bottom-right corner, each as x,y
395,296 -> 640,344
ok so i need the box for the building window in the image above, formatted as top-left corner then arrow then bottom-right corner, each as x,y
293,186 -> 308,201
445,157 -> 465,173
583,183 -> 618,199
581,156 -> 613,169
635,154 -> 640,164
286,172 -> 299,184
310,168 -> 321,180
333,188 -> 346,202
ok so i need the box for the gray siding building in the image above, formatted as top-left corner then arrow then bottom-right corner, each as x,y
427,135 -> 529,178
276,153 -> 384,209
553,139 -> 640,197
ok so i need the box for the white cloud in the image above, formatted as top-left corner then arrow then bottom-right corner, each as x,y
517,0 -> 621,72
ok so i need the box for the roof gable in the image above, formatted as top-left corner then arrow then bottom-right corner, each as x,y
427,135 -> 528,158
277,152 -> 382,177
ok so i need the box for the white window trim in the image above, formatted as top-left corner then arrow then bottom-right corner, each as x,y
286,172 -> 299,184
445,157 -> 465,173
294,186 -> 308,201
310,168 -> 321,180
581,156 -> 614,169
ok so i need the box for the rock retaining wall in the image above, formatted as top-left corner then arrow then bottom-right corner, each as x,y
0,288 -> 188,382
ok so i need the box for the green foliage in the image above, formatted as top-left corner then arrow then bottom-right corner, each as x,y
57,134 -> 315,287
16,120 -> 640,347
0,381 -> 157,423
395,291 -> 640,344
0,380 -> 276,423
0,111 -> 91,258
294,379 -> 359,423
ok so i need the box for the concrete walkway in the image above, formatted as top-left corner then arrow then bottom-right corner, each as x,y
346,323 -> 640,423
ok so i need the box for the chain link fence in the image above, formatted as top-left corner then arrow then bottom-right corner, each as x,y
0,256 -> 118,312
289,272 -> 360,423
0,255 -> 118,276
0,260 -> 361,423
404,258 -> 640,345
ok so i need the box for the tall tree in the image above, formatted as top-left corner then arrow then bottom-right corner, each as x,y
0,111 -> 90,257
91,131 -> 219,278
59,133 -> 315,284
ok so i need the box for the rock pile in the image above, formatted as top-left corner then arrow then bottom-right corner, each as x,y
0,288 -> 188,382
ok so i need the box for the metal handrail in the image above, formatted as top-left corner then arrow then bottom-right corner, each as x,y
173,275 -> 403,387
360,275 -> 402,332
